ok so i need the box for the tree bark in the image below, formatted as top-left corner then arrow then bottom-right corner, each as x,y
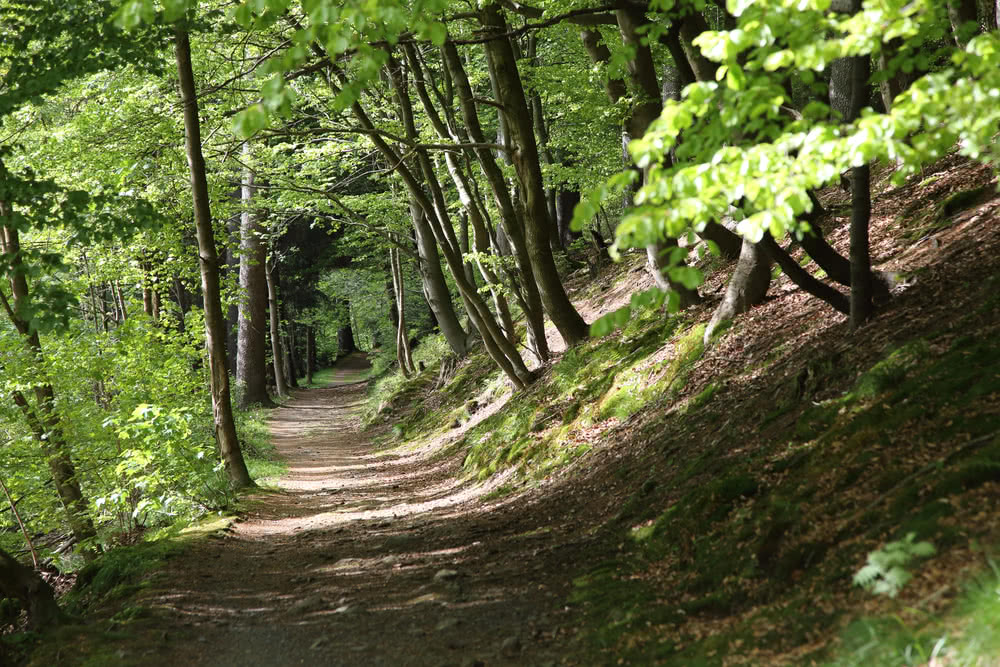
409,196 -> 471,357
1,218 -> 99,554
594,12 -> 702,307
235,146 -> 272,407
175,27 -> 253,489
948,0 -> 981,47
225,209 -> 241,369
758,233 -> 850,314
390,246 -> 416,376
0,547 -> 65,630
265,259 -> 289,397
284,314 -> 300,388
438,42 -> 549,361
375,53 -> 534,386
480,2 -> 590,347
704,238 -> 772,344
840,2 -> 875,328
305,324 -> 316,384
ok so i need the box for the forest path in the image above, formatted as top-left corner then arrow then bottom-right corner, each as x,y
132,353 -> 582,666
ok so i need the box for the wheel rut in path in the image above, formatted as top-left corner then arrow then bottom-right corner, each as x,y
137,355 -> 585,666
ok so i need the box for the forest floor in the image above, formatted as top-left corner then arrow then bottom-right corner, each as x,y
20,154 -> 1000,666
74,351 -> 600,666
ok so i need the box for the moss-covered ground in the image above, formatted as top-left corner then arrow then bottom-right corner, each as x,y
361,155 -> 1000,664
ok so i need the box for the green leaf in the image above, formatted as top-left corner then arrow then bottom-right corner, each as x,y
668,266 -> 704,290
233,105 -> 269,138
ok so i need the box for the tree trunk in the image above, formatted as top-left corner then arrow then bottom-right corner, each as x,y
458,212 -> 478,289
265,260 -> 289,398
840,2 -> 875,328
758,233 -> 850,314
0,547 -> 65,630
0,219 -> 99,555
704,238 -> 772,344
948,0 -> 981,46
235,146 -> 272,408
305,324 -> 316,384
876,39 -> 913,111
437,42 -> 550,361
225,210 -> 241,369
605,11 -> 702,307
480,3 -> 589,347
377,54 -> 535,386
677,12 -> 718,83
410,197 -> 470,357
390,246 -> 416,376
285,315 -> 300,388
525,35 -> 562,252
175,27 -> 253,489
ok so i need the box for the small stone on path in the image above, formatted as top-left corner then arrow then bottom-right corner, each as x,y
500,636 -> 521,656
435,617 -> 460,631
289,595 -> 325,614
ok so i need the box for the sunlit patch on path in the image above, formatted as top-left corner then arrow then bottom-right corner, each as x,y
133,353 -> 581,666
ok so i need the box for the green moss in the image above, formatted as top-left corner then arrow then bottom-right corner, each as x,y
854,340 -> 928,398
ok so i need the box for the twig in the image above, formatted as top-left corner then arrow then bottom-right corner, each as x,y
0,474 -> 39,569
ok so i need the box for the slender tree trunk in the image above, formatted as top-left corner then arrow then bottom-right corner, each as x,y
844,0 -> 876,329
225,211 -> 241,369
174,27 -> 253,489
151,288 -> 161,321
377,55 -> 534,385
265,260 -> 289,397
390,246 -> 416,376
285,315 -> 300,388
409,198 -> 470,356
438,43 -> 550,361
758,233 -> 850,314
480,3 -> 589,346
585,16 -> 702,307
458,212 -> 478,289
305,325 -> 315,384
525,35 -> 562,252
113,280 -> 128,322
235,145 -> 272,407
0,218 -> 99,555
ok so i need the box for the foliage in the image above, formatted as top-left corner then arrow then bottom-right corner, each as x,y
853,533 -> 936,598
575,0 -> 1000,301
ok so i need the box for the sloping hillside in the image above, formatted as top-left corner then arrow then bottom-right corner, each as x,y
371,153 -> 1000,664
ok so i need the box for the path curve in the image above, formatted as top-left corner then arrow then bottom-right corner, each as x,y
132,354 -> 586,666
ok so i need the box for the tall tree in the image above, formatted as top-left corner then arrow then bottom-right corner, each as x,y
174,25 -> 253,489
479,2 -> 590,347
265,258 -> 289,397
235,155 -> 273,407
0,218 -> 99,554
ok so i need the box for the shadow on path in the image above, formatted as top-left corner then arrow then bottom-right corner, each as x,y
128,353 -> 591,666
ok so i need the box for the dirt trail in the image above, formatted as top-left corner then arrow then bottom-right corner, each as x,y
132,354 -> 594,666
